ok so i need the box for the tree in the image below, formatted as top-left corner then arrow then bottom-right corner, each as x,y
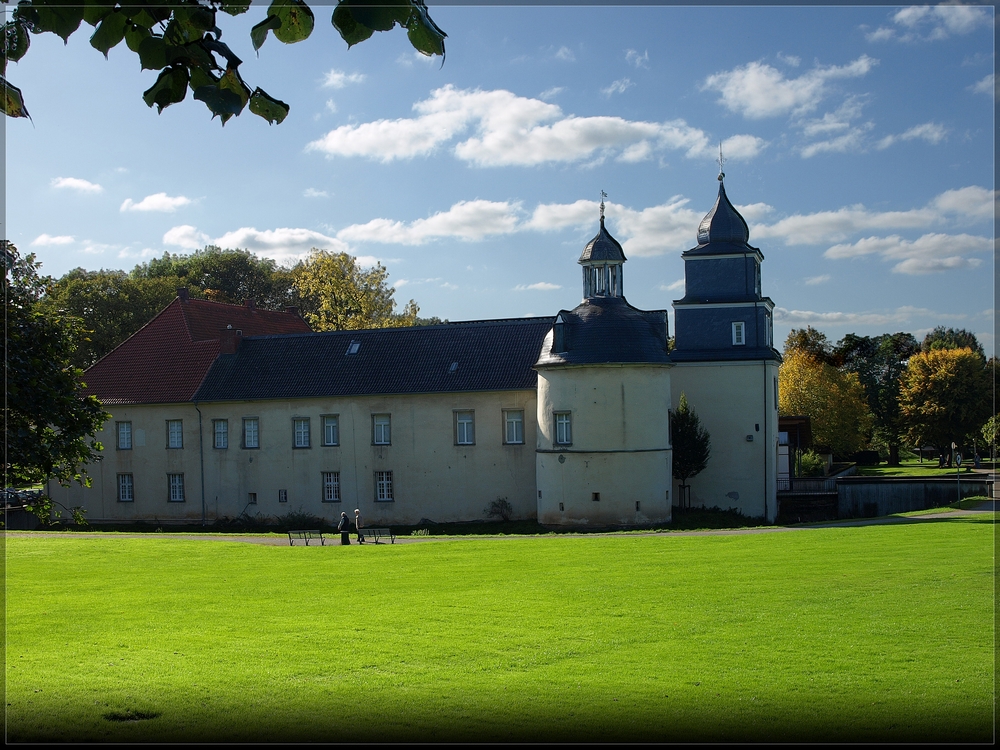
2,0 -> 446,123
290,248 -> 418,331
778,348 -> 871,457
3,242 -> 109,492
833,332 -> 919,465
899,347 -> 991,465
671,393 -> 710,507
921,326 -> 985,360
784,326 -> 834,365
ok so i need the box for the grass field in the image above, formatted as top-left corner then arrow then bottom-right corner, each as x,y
855,457 -> 993,477
6,515 -> 995,742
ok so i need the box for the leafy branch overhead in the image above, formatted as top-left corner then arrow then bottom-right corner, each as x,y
1,0 -> 446,124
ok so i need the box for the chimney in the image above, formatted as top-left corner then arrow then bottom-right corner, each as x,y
177,287 -> 189,301
284,306 -> 299,317
245,299 -> 256,311
219,326 -> 243,354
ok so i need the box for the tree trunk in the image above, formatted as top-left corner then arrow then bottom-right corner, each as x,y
888,443 -> 900,466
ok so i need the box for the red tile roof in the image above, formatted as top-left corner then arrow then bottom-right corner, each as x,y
82,297 -> 311,405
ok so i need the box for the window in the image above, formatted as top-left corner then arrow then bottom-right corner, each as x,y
117,474 -> 134,502
346,340 -> 361,355
774,376 -> 779,410
373,414 -> 391,445
322,415 -> 340,446
592,492 -> 601,502
555,412 -> 572,445
293,418 -> 310,448
504,410 -> 524,445
117,421 -> 132,450
247,492 -> 257,505
765,311 -> 772,347
375,470 -> 394,502
755,264 -> 761,296
243,418 -> 259,449
168,474 -> 185,502
167,419 -> 183,448
322,471 -> 341,502
455,411 -> 475,445
732,321 -> 745,346
278,489 -> 288,503
213,419 -> 228,449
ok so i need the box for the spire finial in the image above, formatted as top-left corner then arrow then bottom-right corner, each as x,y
717,142 -> 726,182
599,190 -> 608,220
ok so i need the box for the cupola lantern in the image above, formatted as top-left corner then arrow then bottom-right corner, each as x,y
579,191 -> 627,300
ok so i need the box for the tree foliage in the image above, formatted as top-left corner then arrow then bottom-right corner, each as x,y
290,248 -> 418,331
671,393 -> 710,488
2,0 -> 446,123
3,242 -> 109,488
899,347 -> 991,457
783,326 -> 834,365
920,326 -> 985,360
778,348 -> 871,457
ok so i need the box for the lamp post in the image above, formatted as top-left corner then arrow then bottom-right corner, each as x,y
952,441 -> 961,507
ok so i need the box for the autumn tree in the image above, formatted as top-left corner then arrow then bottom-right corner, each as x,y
920,326 -> 985,359
3,242 -> 109,491
290,248 -> 418,331
784,326 -> 835,365
2,0 -> 446,122
899,347 -> 991,465
778,348 -> 872,457
671,393 -> 710,507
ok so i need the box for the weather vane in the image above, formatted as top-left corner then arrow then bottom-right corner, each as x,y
717,142 -> 726,181
600,190 -> 608,219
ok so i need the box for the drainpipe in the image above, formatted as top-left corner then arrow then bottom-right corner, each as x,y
195,404 -> 206,526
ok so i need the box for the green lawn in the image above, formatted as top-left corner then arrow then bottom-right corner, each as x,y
6,516 -> 995,742
856,457 -> 992,477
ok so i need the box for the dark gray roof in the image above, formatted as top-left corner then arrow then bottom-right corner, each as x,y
194,317 -> 555,402
688,178 -> 752,255
579,218 -> 627,263
534,296 -> 670,368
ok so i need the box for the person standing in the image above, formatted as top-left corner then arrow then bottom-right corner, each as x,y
355,508 -> 365,544
338,512 -> 351,545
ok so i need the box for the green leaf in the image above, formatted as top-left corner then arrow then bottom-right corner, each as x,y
193,83 -> 245,125
171,5 -> 217,41
331,4 -> 374,48
220,2 -> 252,17
344,0 -> 410,33
250,15 -> 282,53
142,65 -> 189,113
89,9 -> 127,59
124,22 -> 150,53
249,87 -> 289,125
406,1 -> 446,57
189,66 -> 219,92
31,3 -> 85,43
137,35 -> 168,71
167,41 -> 215,71
129,9 -> 160,30
268,0 -> 314,45
218,66 -> 251,109
82,0 -> 116,28
1,75 -> 30,119
2,21 -> 31,76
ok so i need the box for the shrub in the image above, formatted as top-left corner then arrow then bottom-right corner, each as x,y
799,450 -> 827,477
484,497 -> 513,522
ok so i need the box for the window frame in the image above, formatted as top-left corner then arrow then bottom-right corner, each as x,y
167,473 -> 185,502
117,473 -> 134,503
454,410 -> 475,446
247,492 -> 257,505
372,414 -> 391,446
117,421 -> 132,450
322,415 -> 340,447
732,321 -> 746,346
166,419 -> 183,449
504,409 -> 525,445
278,489 -> 288,504
213,419 -> 228,449
243,417 -> 260,449
322,471 -> 341,503
554,411 -> 572,446
293,417 -> 311,449
375,470 -> 394,502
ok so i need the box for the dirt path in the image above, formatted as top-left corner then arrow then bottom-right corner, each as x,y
5,501 -> 994,546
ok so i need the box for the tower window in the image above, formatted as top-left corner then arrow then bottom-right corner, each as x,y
732,321 -> 745,346
554,412 -> 572,445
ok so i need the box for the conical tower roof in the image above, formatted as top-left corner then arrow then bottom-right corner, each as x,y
579,217 -> 627,263
696,175 -> 749,246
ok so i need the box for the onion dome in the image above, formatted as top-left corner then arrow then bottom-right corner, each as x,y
579,217 -> 627,263
696,175 -> 749,246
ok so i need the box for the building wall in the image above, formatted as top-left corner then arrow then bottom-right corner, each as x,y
50,390 -> 539,525
669,359 -> 779,522
535,364 -> 673,526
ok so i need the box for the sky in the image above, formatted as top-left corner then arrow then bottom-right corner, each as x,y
5,3 -> 996,355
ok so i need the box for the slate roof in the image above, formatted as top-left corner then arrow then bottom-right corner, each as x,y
579,218 -> 627,263
534,296 -> 670,368
193,317 -> 556,402
83,296 -> 311,405
687,177 -> 757,257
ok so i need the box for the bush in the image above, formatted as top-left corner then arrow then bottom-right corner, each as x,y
484,497 -> 513,522
798,450 -> 827,477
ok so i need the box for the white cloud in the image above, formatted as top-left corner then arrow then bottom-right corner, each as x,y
931,186 -> 996,220
969,73 -> 997,100
554,46 -> 575,62
325,99 -> 337,114
306,85 -> 764,167
539,86 -> 564,100
703,55 -> 878,119
876,122 -> 948,150
660,279 -> 685,292
824,232 -> 990,274
777,52 -> 800,67
303,188 -> 328,198
31,234 -> 74,246
613,198 -> 705,257
514,282 -> 562,291
526,200 -> 598,232
798,96 -> 866,138
322,69 -> 365,89
804,275 -> 831,285
602,78 -> 634,97
212,227 -> 349,264
163,225 -> 210,250
625,49 -> 649,68
869,5 -> 991,42
51,177 -> 103,193
338,200 -> 521,245
120,193 -> 191,212
799,124 -> 872,158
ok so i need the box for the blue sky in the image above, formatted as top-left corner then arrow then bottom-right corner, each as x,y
6,3 -> 996,354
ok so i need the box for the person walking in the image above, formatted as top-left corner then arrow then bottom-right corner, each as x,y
355,508 -> 365,544
338,512 -> 351,545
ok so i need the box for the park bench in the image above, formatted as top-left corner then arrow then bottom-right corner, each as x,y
288,529 -> 326,546
359,527 -> 395,544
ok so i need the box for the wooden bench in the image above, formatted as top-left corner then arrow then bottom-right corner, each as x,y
288,529 -> 325,546
359,527 -> 395,544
